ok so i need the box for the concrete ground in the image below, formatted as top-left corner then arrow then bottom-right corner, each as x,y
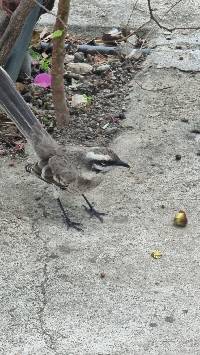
1,1 -> 200,354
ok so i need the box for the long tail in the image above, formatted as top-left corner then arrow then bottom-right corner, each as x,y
0,67 -> 59,160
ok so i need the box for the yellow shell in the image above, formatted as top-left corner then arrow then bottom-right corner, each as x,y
151,250 -> 162,259
174,210 -> 187,227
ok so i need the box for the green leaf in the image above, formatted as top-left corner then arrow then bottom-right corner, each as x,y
51,30 -> 63,39
29,48 -> 41,61
83,94 -> 93,104
39,58 -> 51,72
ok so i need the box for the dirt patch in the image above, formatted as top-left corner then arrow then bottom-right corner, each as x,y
0,32 -> 147,153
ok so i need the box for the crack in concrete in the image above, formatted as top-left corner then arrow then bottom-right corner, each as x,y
31,220 -> 58,353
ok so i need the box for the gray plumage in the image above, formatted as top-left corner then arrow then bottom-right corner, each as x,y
0,67 -> 129,195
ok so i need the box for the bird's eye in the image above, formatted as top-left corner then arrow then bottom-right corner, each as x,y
99,162 -> 106,166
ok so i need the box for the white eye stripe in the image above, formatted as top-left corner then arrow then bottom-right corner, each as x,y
86,151 -> 111,161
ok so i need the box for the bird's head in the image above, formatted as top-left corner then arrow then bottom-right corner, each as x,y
85,147 -> 130,174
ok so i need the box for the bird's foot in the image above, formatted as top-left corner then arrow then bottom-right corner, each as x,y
57,198 -> 82,231
82,194 -> 107,223
63,216 -> 83,231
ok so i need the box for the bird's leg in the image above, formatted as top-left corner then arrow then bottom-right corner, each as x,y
56,198 -> 83,231
82,194 -> 107,223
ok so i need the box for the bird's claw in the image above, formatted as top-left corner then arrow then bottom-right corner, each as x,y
63,217 -> 83,231
83,205 -> 107,223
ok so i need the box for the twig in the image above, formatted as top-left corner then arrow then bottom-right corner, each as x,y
147,0 -> 200,32
33,0 -> 68,30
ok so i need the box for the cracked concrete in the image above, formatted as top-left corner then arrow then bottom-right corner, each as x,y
1,1 -> 200,354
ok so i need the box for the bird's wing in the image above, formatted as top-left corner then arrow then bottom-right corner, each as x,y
48,155 -> 78,189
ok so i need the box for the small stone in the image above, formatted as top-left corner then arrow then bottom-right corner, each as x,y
23,93 -> 32,103
181,118 -> 189,123
175,154 -> 181,161
106,127 -> 118,135
74,52 -> 85,63
64,54 -> 74,63
149,322 -> 157,327
71,94 -> 87,107
165,316 -> 174,323
126,49 -> 143,60
182,309 -> 188,314
8,160 -> 15,167
118,113 -> 126,120
66,62 -> 93,75
100,272 -> 106,278
37,99 -> 43,107
94,64 -> 111,74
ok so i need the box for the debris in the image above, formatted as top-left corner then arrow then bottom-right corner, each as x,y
181,118 -> 189,123
34,73 -> 52,88
39,27 -> 50,40
191,129 -> 200,134
15,82 -> 26,94
77,44 -> 120,55
102,123 -> 110,130
151,250 -> 162,259
102,28 -> 122,44
8,160 -> 16,167
175,154 -> 181,161
0,148 -> 6,156
14,142 -> 25,153
118,113 -> 126,120
66,63 -> 93,75
100,272 -> 106,278
174,210 -> 188,227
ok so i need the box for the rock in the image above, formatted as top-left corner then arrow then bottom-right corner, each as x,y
23,92 -> 32,103
74,52 -> 85,63
127,49 -> 143,60
126,48 -> 151,59
64,54 -> 75,64
71,94 -> 88,107
106,127 -> 118,135
66,62 -> 93,75
94,64 -> 111,74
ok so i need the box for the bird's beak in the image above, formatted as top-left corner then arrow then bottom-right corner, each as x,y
116,160 -> 130,168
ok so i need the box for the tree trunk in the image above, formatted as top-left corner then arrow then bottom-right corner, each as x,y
51,0 -> 71,128
0,0 -> 35,66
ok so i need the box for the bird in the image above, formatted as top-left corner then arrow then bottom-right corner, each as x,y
0,67 -> 129,230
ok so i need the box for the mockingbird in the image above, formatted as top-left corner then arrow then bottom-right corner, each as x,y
0,67 -> 129,230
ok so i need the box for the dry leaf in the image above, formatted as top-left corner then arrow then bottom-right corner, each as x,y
151,250 -> 162,259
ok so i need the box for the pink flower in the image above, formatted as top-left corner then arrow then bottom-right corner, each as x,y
34,73 -> 52,88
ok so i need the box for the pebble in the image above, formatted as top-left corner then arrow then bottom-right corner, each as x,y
94,64 -> 111,74
64,54 -> 75,63
74,52 -> 85,63
66,62 -> 93,75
